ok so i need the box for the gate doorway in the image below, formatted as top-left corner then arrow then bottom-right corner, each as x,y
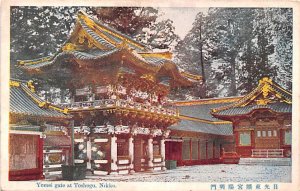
134,138 -> 142,172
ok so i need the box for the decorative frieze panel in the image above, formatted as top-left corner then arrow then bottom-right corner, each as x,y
132,127 -> 150,135
151,129 -> 163,137
74,126 -> 90,134
75,125 -> 169,138
78,125 -> 114,134
75,87 -> 91,96
114,125 -> 130,134
93,126 -> 109,134
163,130 -> 171,138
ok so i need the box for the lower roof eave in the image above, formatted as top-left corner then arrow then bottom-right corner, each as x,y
10,112 -> 72,123
169,129 -> 234,137
211,108 -> 292,121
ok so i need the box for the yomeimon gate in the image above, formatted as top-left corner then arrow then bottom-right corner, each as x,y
18,11 -> 201,175
212,77 -> 292,158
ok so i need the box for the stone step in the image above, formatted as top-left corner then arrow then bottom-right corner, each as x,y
239,158 -> 291,166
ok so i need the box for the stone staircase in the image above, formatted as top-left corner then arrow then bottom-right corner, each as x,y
239,158 -> 291,166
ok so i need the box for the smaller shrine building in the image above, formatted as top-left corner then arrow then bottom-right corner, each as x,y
9,79 -> 71,180
212,77 -> 292,158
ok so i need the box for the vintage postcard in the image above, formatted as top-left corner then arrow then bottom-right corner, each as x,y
1,0 -> 300,191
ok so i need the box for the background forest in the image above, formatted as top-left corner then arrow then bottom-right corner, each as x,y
10,7 -> 292,101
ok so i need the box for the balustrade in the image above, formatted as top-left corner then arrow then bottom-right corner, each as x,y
59,99 -> 178,116
251,149 -> 284,158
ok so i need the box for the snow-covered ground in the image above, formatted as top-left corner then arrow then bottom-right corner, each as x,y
84,164 -> 291,182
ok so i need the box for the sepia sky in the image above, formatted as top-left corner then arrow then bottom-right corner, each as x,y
159,7 -> 208,39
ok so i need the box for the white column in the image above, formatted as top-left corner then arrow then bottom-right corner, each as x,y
110,135 -> 118,175
160,138 -> 166,170
86,138 -> 92,169
147,137 -> 154,171
129,136 -> 135,173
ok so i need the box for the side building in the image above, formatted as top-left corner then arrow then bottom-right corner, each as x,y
212,77 -> 292,158
166,97 -> 239,166
9,79 -> 71,180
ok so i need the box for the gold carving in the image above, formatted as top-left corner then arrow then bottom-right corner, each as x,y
27,80 -> 35,92
62,43 -> 77,51
256,99 -> 270,105
261,84 -> 270,98
39,102 -> 48,108
78,30 -> 86,44
48,153 -> 61,163
140,74 -> 155,82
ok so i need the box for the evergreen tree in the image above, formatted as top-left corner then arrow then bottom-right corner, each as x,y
94,7 -> 180,49
10,6 -> 93,79
174,8 -> 292,98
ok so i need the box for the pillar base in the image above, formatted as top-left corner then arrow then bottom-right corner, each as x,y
109,171 -> 118,175
129,169 -> 135,174
146,167 -> 154,172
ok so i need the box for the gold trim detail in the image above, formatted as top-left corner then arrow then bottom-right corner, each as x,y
174,96 -> 242,106
17,56 -> 52,66
140,73 -> 155,82
9,80 -> 20,87
139,52 -> 173,59
179,115 -> 232,125
62,43 -> 78,51
180,71 -> 202,81
77,26 -> 108,50
45,131 -> 65,135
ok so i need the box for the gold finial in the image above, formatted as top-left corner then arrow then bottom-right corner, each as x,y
259,77 -> 272,85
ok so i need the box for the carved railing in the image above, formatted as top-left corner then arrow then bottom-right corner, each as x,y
251,149 -> 284,158
73,125 -> 168,137
59,99 -> 178,116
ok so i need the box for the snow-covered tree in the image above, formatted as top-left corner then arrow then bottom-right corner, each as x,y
174,8 -> 292,98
